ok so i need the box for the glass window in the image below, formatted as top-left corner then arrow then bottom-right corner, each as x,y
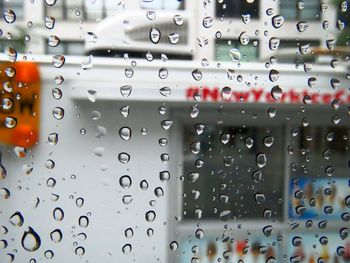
216,0 -> 259,18
280,0 -> 320,20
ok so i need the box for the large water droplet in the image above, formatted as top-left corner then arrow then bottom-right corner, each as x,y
118,153 -> 130,164
50,229 -> 62,243
272,15 -> 284,28
21,227 -> 41,252
271,85 -> 283,100
145,210 -> 156,222
44,16 -> 55,29
256,153 -> 267,168
53,207 -> 64,221
119,175 -> 132,188
52,107 -> 64,120
78,216 -> 89,228
3,10 -> 16,24
52,55 -> 65,68
119,127 -> 131,141
48,35 -> 60,47
120,85 -> 132,97
229,48 -> 241,61
149,27 -> 161,44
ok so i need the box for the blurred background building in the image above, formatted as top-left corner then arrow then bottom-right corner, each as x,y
0,0 -> 348,62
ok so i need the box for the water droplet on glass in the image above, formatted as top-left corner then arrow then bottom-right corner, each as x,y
145,210 -> 156,222
122,244 -> 132,254
118,153 -> 130,164
203,16 -> 214,28
242,14 -> 251,24
53,207 -> 64,221
52,55 -> 65,68
161,120 -> 173,130
229,48 -> 241,61
256,153 -> 267,168
120,85 -> 132,97
269,37 -> 280,51
264,136 -> 274,147
159,67 -> 168,79
52,107 -> 64,120
3,9 -> 16,24
173,15 -> 183,25
75,246 -> 85,256
21,227 -> 41,252
245,137 -> 254,149
45,0 -> 57,6
78,216 -> 89,228
296,21 -> 309,32
140,179 -> 149,190
119,127 -> 131,141
119,175 -> 132,188
168,33 -> 180,45
269,69 -> 279,82
239,31 -> 249,45
125,228 -> 133,238
170,241 -> 178,251
271,85 -> 283,100
262,225 -> 272,237
50,229 -> 62,243
44,16 -> 55,29
48,35 -> 60,47
9,211 -> 24,227
192,69 -> 202,81
159,86 -> 171,97
272,15 -> 284,28
5,117 -> 17,129
6,47 -> 17,62
149,27 -> 161,44
221,86 -> 232,100
159,171 -> 170,182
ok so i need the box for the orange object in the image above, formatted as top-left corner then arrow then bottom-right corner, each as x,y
0,62 -> 40,148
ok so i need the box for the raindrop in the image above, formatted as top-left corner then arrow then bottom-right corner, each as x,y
256,153 -> 267,168
119,127 -> 132,141
245,137 -> 254,149
159,171 -> 170,182
52,107 -> 64,120
272,15 -> 284,28
161,120 -> 173,130
190,142 -> 201,154
122,244 -> 132,254
53,207 -> 64,221
187,172 -> 199,183
52,88 -> 62,100
159,67 -> 168,79
48,35 -> 60,47
242,14 -> 251,24
125,228 -> 133,238
81,55 -> 93,70
264,136 -> 274,147
170,241 -> 178,251
173,15 -> 183,25
271,85 -> 283,100
4,117 -> 17,129
239,31 -> 249,45
44,16 -> 55,29
220,133 -> 231,144
269,69 -> 279,82
340,228 -> 348,240
78,216 -> 89,228
159,86 -> 171,97
52,55 -> 65,68
154,187 -> 164,197
149,27 -> 161,44
296,21 -> 309,32
120,85 -> 132,97
229,48 -> 241,61
9,211 -> 24,227
254,193 -> 265,205
221,86 -> 232,100
146,10 -> 156,20
6,47 -> 17,62
45,0 -> 57,6
168,33 -> 180,45
145,210 -> 156,222
140,180 -> 149,190
0,188 -> 10,199
50,229 -> 62,243
262,225 -> 272,237
119,175 -> 132,188
118,152 -> 130,164
192,69 -> 202,81
269,37 -> 280,51
125,68 -> 134,78
122,195 -> 133,205
21,227 -> 41,252
3,10 -> 16,23
120,106 -> 130,118
202,16 -> 214,28
75,246 -> 85,256
44,250 -> 54,259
